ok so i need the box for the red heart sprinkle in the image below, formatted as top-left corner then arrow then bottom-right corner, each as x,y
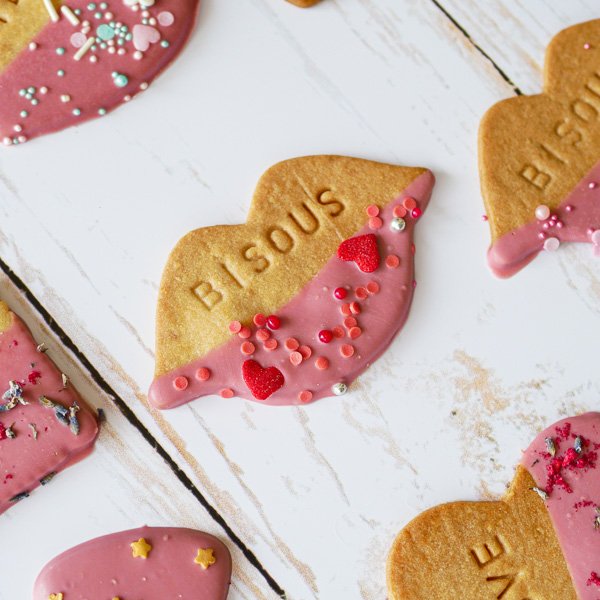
242,360 -> 284,400
337,233 -> 380,273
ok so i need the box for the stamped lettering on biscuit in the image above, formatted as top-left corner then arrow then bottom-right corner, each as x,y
470,535 -> 507,568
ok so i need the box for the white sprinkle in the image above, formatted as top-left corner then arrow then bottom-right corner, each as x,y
74,37 -> 95,61
29,42 -> 38,51
104,11 -> 113,18
40,86 -> 48,94
43,0 -> 60,22
89,55 -> 98,63
60,5 -> 80,25
124,95 -> 132,102
149,17 -> 156,25
2,137 -> 12,146
543,237 -> 560,252
13,125 -> 22,132
108,46 -> 116,54
117,48 -> 125,55
60,94 -> 71,103
140,82 -> 148,90
133,50 -> 143,60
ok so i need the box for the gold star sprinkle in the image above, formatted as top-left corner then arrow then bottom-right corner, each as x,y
49,594 -> 63,600
130,537 -> 152,559
194,548 -> 216,569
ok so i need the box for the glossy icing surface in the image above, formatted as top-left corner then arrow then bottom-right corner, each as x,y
523,413 -> 600,600
0,311 -> 98,514
0,0 -> 200,145
34,526 -> 232,600
148,171 -> 434,408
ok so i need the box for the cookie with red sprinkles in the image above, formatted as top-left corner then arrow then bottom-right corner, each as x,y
150,155 -> 434,408
387,413 -> 600,600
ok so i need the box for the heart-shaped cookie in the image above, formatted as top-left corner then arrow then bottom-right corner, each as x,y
0,301 -> 99,515
480,20 -> 600,277
0,0 -> 201,145
34,526 -> 232,600
387,413 -> 600,600
149,156 -> 435,408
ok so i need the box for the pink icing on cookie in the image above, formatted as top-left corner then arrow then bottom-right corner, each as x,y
0,310 -> 98,514
522,413 -> 600,600
148,171 -> 434,408
0,0 -> 201,145
488,160 -> 600,277
33,526 -> 231,600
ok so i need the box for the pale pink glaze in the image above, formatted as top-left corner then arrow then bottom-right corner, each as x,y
33,526 -> 232,600
522,413 -> 600,599
0,0 -> 201,145
488,159 -> 600,277
149,171 -> 435,408
0,311 -> 98,514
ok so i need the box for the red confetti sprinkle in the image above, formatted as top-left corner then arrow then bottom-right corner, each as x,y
256,328 -> 270,342
386,255 -> 400,269
289,351 -> 303,366
340,344 -> 355,358
195,368 -> 210,381
241,341 -> 256,355
355,286 -> 368,300
588,572 -> 600,587
348,327 -> 362,339
366,205 -> 379,217
253,313 -> 267,327
369,216 -> 383,230
299,345 -> 312,359
393,205 -> 407,218
264,338 -> 278,351
228,321 -> 242,334
350,302 -> 361,315
315,357 -> 329,370
299,390 -> 313,403
403,197 -> 417,210
334,287 -> 347,300
344,316 -> 357,329
337,233 -> 380,273
28,370 -> 42,384
340,303 -> 352,316
366,281 -> 379,294
319,330 -> 333,344
285,338 -> 300,351
332,326 -> 345,339
266,315 -> 280,330
238,326 -> 252,339
0,422 -> 7,441
173,376 -> 188,391
242,360 -> 284,400
220,388 -> 234,399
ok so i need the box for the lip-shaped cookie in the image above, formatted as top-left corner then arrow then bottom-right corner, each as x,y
0,301 -> 98,515
0,0 -> 200,146
149,155 -> 435,408
479,20 -> 600,277
387,413 -> 600,600
33,526 -> 232,600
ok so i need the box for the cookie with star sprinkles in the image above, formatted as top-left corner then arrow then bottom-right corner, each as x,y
0,300 -> 98,515
480,19 -> 600,277
149,155 -> 435,408
386,413 -> 600,600
34,526 -> 232,600
0,0 -> 200,146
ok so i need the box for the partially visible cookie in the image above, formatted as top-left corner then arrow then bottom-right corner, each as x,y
0,301 -> 98,514
34,526 -> 232,600
285,0 -> 323,6
0,0 -> 201,145
149,155 -> 435,408
479,19 -> 600,277
387,413 -> 600,600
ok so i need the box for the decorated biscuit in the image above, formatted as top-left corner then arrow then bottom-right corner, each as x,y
387,412 -> 600,600
284,0 -> 323,7
0,301 -> 98,514
34,526 -> 232,600
0,0 -> 200,146
479,20 -> 600,277
149,155 -> 434,408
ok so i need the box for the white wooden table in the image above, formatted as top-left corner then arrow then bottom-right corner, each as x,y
2,1 -> 600,598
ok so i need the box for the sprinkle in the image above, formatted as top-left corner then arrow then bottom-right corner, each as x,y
481,215 -> 488,221
403,197 -> 417,210
348,327 -> 362,339
355,286 -> 368,300
584,43 -> 591,50
386,255 -> 400,268
315,357 -> 329,370
220,389 -> 234,398
266,315 -> 280,330
29,423 -> 38,440
535,205 -> 550,220
393,205 -> 407,218
565,205 -> 573,212
74,37 -> 95,60
390,217 -> 406,232
173,376 -> 188,390
57,69 -> 65,76
543,237 -> 560,251
61,94 -> 71,103
532,486 -> 549,500
40,472 -> 56,485
131,538 -> 152,559
195,368 -> 210,381
318,330 -> 333,344
350,302 -> 361,315
228,321 -> 242,334
157,10 -> 174,26
334,287 -> 347,300
61,5 -> 80,25
340,303 -> 352,316
369,216 -> 382,229
194,548 -> 216,569
343,316 -> 357,328
590,182 -> 597,189
112,72 -> 129,87
241,341 -> 255,355
238,326 -> 252,339
289,351 -> 303,365
411,207 -> 422,219
61,373 -> 69,388
332,382 -> 347,396
43,0 -> 60,22
340,344 -> 355,358
285,338 -> 300,351
366,205 -> 379,217
255,328 -> 270,342
332,326 -> 345,339
29,42 -> 38,50
592,230 -> 600,246
264,339 -> 278,351
97,23 -> 116,40
298,345 -> 312,359
366,281 -> 379,294
299,390 -> 313,403
545,437 -> 556,457
72,108 -> 81,116
253,313 -> 267,327
69,401 -> 80,435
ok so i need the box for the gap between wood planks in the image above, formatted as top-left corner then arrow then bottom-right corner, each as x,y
0,255 -> 287,600
429,0 -> 523,95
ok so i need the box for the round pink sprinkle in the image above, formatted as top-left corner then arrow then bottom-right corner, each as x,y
255,328 -> 270,342
340,303 -> 352,316
340,344 -> 355,358
157,10 -> 175,26
299,345 -> 312,359
299,390 -> 313,403
366,205 -> 379,217
238,326 -> 252,339
386,255 -> 399,268
355,286 -> 368,300
369,216 -> 383,230
332,326 -> 345,339
393,205 -> 407,218
253,313 -> 267,327
241,341 -> 255,355
556,221 -> 563,228
315,356 -> 329,370
350,302 -> 361,315
538,232 -> 546,239
348,327 -> 362,339
543,237 -> 560,251
196,367 -> 210,381
220,388 -> 234,398
290,351 -> 303,365
264,339 -> 278,351
413,280 -> 417,288
584,43 -> 591,50
228,321 -> 242,334
173,376 -> 188,390
566,205 -> 573,212
481,215 -> 488,221
592,230 -> 600,245
70,32 -> 87,48
548,220 -> 555,227
590,182 -> 597,189
543,222 -> 550,230
403,197 -> 417,210
343,316 -> 357,329
589,228 -> 595,235
411,207 -> 422,219
535,205 -> 550,220
285,338 -> 299,351
366,281 -> 379,294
